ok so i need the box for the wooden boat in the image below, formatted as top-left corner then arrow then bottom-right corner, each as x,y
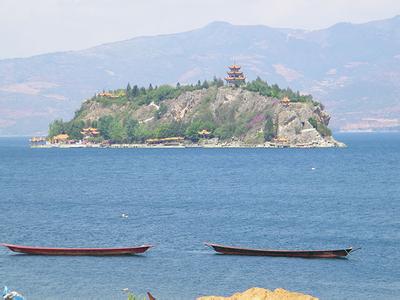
205,242 -> 359,258
1,243 -> 153,256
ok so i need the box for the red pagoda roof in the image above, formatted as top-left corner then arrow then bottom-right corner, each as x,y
228,64 -> 241,70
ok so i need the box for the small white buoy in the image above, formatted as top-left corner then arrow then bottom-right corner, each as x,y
311,167 -> 316,170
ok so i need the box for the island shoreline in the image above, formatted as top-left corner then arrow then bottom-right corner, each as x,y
31,141 -> 346,149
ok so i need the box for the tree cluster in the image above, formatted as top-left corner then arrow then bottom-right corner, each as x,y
94,77 -> 226,108
244,77 -> 316,103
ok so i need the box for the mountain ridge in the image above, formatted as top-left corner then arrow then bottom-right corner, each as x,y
3,15 -> 400,61
0,16 -> 399,135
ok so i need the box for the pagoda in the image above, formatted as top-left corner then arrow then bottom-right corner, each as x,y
225,64 -> 246,86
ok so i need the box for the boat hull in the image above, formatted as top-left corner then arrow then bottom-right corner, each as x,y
2,243 -> 152,256
205,243 -> 354,258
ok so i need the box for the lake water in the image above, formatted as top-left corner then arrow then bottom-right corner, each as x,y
0,134 -> 399,299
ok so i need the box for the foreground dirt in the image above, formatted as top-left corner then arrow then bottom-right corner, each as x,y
197,287 -> 318,300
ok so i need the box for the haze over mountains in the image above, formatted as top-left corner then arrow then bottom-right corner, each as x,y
1,16 -> 400,135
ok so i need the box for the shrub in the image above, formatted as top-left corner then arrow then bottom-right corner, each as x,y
308,117 -> 332,137
264,116 -> 277,141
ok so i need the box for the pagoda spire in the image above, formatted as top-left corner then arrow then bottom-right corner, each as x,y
225,62 -> 246,86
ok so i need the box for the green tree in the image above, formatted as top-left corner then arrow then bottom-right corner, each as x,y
109,119 -> 127,143
216,78 -> 224,87
132,85 -> 139,97
214,124 -> 236,139
154,122 -> 186,138
185,119 -> 215,141
98,116 -> 114,140
67,120 -> 85,140
133,125 -> 152,142
48,119 -> 66,137
125,117 -> 139,142
91,120 -> 98,128
126,83 -> 132,97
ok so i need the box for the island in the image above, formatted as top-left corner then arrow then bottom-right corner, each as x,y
32,65 -> 345,148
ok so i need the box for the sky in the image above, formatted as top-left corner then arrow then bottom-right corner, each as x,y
1,0 -> 400,59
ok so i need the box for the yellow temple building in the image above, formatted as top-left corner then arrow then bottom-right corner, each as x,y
29,137 -> 46,143
97,91 -> 119,98
273,136 -> 289,143
51,134 -> 69,143
198,129 -> 211,137
81,127 -> 100,139
280,96 -> 291,107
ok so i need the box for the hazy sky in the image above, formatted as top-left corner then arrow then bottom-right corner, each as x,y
1,0 -> 400,59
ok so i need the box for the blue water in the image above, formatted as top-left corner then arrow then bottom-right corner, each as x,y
0,134 -> 399,300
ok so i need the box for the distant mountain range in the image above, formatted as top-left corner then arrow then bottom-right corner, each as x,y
1,16 -> 400,135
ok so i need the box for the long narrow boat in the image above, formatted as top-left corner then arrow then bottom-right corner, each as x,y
1,243 -> 153,256
205,242 -> 358,258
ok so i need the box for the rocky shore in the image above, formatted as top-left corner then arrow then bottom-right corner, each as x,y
31,135 -> 345,149
197,287 -> 318,300
31,142 -> 344,149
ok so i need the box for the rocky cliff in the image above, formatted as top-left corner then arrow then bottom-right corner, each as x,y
56,85 -> 344,148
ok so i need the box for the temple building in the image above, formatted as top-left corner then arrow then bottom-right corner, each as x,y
81,127 -> 100,140
273,136 -> 289,144
29,137 -> 46,145
51,134 -> 69,144
97,91 -> 118,98
280,96 -> 291,107
198,129 -> 211,138
225,64 -> 246,86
